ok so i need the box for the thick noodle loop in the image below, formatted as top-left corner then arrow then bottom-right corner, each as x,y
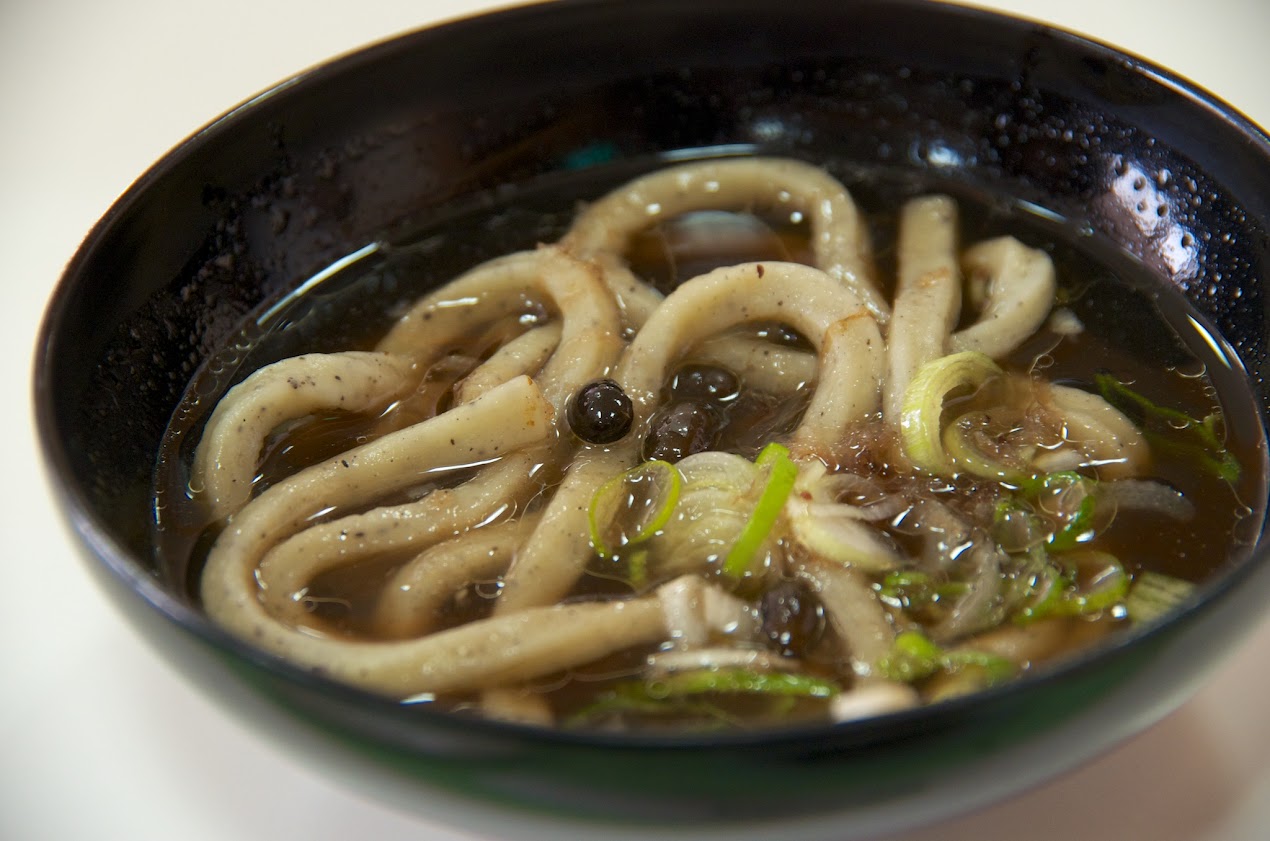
562,157 -> 886,323
192,351 -> 417,520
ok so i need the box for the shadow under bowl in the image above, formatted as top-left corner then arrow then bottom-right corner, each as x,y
33,1 -> 1270,838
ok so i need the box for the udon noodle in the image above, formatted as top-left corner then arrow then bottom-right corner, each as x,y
179,157 -> 1248,729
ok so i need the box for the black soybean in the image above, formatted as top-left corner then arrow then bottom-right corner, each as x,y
760,579 -> 825,658
642,401 -> 722,463
756,322 -> 812,350
568,379 -> 634,444
669,363 -> 740,404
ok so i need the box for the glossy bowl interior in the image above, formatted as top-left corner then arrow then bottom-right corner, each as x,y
34,0 -> 1270,838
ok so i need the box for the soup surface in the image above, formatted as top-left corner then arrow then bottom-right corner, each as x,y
155,157 -> 1266,732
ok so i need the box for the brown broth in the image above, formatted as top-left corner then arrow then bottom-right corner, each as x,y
154,159 -> 1268,730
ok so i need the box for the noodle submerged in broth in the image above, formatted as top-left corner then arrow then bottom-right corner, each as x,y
157,158 -> 1264,732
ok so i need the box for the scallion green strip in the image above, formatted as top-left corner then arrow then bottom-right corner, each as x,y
991,497 -> 1047,552
878,630 -> 945,682
1014,562 -> 1071,623
1096,373 -> 1240,483
1016,550 -> 1128,621
626,548 -> 649,590
878,630 -> 1015,685
879,570 -> 935,606
940,650 -> 1017,685
587,459 -> 681,558
565,667 -> 839,726
879,570 -> 968,608
721,443 -> 798,578
649,668 -> 840,699
1062,553 -> 1129,614
1040,472 -> 1099,551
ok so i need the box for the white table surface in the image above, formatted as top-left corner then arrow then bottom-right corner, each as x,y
4,1 -> 1268,839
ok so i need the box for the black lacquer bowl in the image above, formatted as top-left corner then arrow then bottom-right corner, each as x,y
33,1 -> 1270,838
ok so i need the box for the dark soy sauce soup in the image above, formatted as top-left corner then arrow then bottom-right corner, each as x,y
154,158 -> 1267,731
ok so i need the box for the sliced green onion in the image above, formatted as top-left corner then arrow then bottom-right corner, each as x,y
1126,571 -> 1196,624
654,451 -> 758,579
721,443 -> 798,578
650,667 -> 839,699
1096,373 -> 1240,483
877,630 -> 945,682
1038,472 -> 1099,551
676,450 -> 759,493
1017,550 -> 1128,621
1061,550 -> 1129,615
879,570 -> 933,607
1014,561 -> 1071,623
626,547 -> 649,590
991,499 -> 1047,553
566,667 -> 839,726
940,649 -> 1017,685
878,630 -> 1015,685
755,441 -> 796,471
787,501 -> 901,572
587,459 -> 682,558
878,570 -> 969,609
942,410 -> 1032,485
900,351 -> 1003,476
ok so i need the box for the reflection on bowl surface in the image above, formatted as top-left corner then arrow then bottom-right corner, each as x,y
33,0 -> 1270,838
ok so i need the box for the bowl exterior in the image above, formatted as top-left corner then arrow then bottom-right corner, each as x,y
34,0 -> 1270,835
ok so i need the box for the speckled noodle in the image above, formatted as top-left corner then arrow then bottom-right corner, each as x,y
189,157 -> 1233,728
